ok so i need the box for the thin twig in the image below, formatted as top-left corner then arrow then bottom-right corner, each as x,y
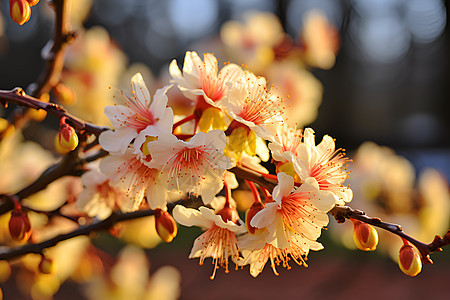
329,205 -> 450,264
0,88 -> 108,136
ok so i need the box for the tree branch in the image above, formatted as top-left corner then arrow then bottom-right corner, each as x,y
0,148 -> 108,216
0,88 -> 108,136
32,0 -> 74,98
329,205 -> 450,264
0,200 -> 186,261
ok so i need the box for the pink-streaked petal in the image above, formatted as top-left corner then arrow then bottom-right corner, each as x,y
218,63 -> 244,83
104,105 -> 135,129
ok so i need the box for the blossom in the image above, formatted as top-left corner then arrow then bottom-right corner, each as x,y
76,168 -> 125,220
169,51 -> 243,108
292,128 -> 353,205
172,204 -> 246,279
99,73 -> 173,154
301,10 -> 339,70
220,11 -> 284,74
100,149 -> 167,211
224,72 -> 283,140
146,130 -> 231,204
251,172 -> 334,250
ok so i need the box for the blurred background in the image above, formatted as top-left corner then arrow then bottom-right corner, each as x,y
1,0 -> 449,299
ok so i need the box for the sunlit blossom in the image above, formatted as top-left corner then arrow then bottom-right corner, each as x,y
100,149 -> 167,211
224,72 -> 283,140
292,128 -> 353,205
169,51 -> 243,108
146,130 -> 231,204
251,173 -> 334,250
99,73 -> 173,154
76,168 -> 125,220
173,204 -> 246,279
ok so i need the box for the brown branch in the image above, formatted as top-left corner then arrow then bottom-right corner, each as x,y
32,0 -> 74,98
0,88 -> 108,136
0,200 -> 187,262
329,205 -> 450,264
0,148 -> 108,216
229,166 -> 277,193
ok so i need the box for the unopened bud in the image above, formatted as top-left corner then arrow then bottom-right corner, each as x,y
26,0 -> 39,7
57,119 -> 78,151
38,256 -> 54,274
352,219 -> 378,251
54,83 -> 76,105
154,209 -> 177,243
54,134 -> 70,154
9,209 -> 31,242
398,243 -> 422,277
9,0 -> 31,25
246,201 -> 264,234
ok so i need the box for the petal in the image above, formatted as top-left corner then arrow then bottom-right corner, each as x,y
131,73 -> 151,107
104,105 -> 135,129
273,172 -> 294,203
149,84 -> 172,119
200,173 -> 223,205
250,202 -> 278,229
99,128 -> 136,154
172,205 -> 213,229
146,178 -> 168,210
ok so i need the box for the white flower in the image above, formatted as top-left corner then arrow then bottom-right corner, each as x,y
173,204 -> 246,279
146,130 -> 231,204
99,73 -> 173,154
292,128 -> 353,205
169,51 -> 244,107
76,168 -> 124,220
223,72 -> 283,140
251,172 -> 334,249
100,149 -> 167,211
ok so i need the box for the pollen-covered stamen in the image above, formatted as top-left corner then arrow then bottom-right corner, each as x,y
114,91 -> 157,132
280,193 -> 322,233
115,156 -> 157,207
195,225 -> 240,280
310,145 -> 351,189
237,80 -> 283,125
165,146 -> 216,189
252,242 -> 307,277
278,126 -> 303,156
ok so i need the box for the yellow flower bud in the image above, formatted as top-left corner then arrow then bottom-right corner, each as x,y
54,134 -> 70,154
9,209 -> 32,242
38,256 -> 54,274
57,123 -> 79,151
9,0 -> 31,25
351,219 -> 378,251
154,209 -> 177,243
398,244 -> 422,277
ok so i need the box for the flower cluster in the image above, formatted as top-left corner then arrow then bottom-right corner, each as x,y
84,51 -> 353,278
